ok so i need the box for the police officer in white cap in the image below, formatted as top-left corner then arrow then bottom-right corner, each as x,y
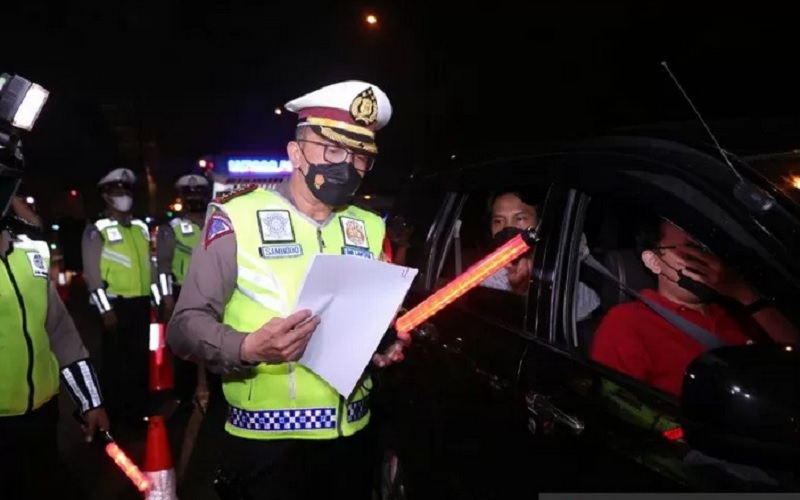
82,168 -> 153,428
168,81 -> 408,499
155,173 -> 211,405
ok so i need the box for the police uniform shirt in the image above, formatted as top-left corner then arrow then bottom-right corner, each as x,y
1,230 -> 103,413
166,182 -> 387,375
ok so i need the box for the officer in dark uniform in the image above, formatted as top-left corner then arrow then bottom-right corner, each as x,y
1,130 -> 109,498
156,173 -> 212,405
81,168 -> 153,427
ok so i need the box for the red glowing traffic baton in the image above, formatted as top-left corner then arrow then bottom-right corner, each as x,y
105,439 -> 151,493
74,412 -> 151,493
395,227 -> 539,336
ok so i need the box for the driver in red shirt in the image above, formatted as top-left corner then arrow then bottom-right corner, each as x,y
591,216 -> 796,396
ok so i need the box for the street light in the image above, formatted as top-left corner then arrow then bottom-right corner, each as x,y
366,14 -> 377,25
173,202 -> 183,212
274,107 -> 282,115
25,196 -> 34,204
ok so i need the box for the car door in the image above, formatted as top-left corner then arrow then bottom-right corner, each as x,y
382,163 -> 565,499
516,145 -> 800,492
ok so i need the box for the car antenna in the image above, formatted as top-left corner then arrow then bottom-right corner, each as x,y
661,61 -> 775,213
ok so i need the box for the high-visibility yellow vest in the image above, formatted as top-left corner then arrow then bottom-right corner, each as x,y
0,236 -> 60,416
215,187 -> 385,440
169,217 -> 201,285
94,218 -> 151,298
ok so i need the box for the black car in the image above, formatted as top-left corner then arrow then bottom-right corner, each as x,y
374,135 -> 800,498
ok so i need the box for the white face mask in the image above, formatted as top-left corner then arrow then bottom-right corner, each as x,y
109,195 -> 133,212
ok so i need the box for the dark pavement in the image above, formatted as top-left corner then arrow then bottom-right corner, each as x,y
57,280 -> 225,499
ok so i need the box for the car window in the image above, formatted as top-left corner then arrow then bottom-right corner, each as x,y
564,189 -> 800,399
434,183 -> 551,330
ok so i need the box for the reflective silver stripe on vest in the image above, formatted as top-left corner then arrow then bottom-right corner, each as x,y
235,252 -> 289,315
101,248 -> 133,268
228,398 -> 370,432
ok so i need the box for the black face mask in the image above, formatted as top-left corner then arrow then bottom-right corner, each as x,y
185,199 -> 207,213
304,161 -> 362,207
658,256 -> 721,303
493,226 -> 524,248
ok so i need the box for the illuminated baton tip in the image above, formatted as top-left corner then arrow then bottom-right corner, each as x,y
105,442 -> 151,492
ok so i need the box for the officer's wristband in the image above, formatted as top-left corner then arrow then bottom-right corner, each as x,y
61,358 -> 104,414
90,288 -> 113,314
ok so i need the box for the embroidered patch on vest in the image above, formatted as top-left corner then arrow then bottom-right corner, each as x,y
257,210 -> 295,243
27,252 -> 48,278
259,244 -> 303,259
180,222 -> 194,235
106,227 -> 123,243
204,214 -> 233,248
340,217 -> 369,248
213,184 -> 258,204
342,246 -> 374,259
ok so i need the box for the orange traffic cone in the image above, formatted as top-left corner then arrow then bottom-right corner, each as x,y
142,415 -> 178,499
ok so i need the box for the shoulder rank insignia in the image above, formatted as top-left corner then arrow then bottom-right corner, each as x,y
213,184 -> 259,204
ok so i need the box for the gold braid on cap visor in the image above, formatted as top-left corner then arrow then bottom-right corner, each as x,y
305,117 -> 375,138
317,126 -> 378,155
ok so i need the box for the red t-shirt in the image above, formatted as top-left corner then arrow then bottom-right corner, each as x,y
590,289 -> 760,396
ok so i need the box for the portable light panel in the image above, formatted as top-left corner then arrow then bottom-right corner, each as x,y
0,73 -> 49,132
394,227 -> 539,335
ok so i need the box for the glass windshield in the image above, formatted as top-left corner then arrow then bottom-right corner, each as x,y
740,151 -> 800,208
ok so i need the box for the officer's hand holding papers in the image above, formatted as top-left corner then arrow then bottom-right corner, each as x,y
294,254 -> 418,397
240,310 -> 321,364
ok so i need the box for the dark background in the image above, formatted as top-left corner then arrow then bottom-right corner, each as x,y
5,1 -> 800,219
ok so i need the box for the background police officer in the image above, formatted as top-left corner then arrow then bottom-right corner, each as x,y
167,81 -> 406,499
1,142 -> 109,498
156,173 -> 211,405
81,168 -> 153,428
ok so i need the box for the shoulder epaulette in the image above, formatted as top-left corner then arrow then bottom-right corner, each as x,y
213,184 -> 259,204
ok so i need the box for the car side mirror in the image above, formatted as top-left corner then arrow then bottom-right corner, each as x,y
681,344 -> 799,473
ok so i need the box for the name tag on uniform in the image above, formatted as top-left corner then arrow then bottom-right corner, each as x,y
27,252 -> 48,278
180,222 -> 194,235
259,244 -> 303,259
106,227 -> 123,243
342,246 -> 374,259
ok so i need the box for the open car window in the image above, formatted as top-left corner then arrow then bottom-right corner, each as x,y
435,184 -> 551,332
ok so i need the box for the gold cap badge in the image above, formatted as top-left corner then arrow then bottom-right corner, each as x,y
349,87 -> 379,127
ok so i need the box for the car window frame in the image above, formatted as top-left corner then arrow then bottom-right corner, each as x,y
423,162 -> 563,339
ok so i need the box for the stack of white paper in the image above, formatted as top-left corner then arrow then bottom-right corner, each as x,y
295,254 -> 418,396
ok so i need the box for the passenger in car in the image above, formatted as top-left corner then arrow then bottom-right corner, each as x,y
591,215 -> 797,396
481,191 -> 600,321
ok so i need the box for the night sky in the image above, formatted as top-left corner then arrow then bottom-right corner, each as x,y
6,1 -> 800,218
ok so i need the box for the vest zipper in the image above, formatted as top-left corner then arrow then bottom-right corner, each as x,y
316,229 -> 325,252
291,230 -> 324,404
288,362 -> 296,400
336,395 -> 345,436
2,257 -> 36,413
